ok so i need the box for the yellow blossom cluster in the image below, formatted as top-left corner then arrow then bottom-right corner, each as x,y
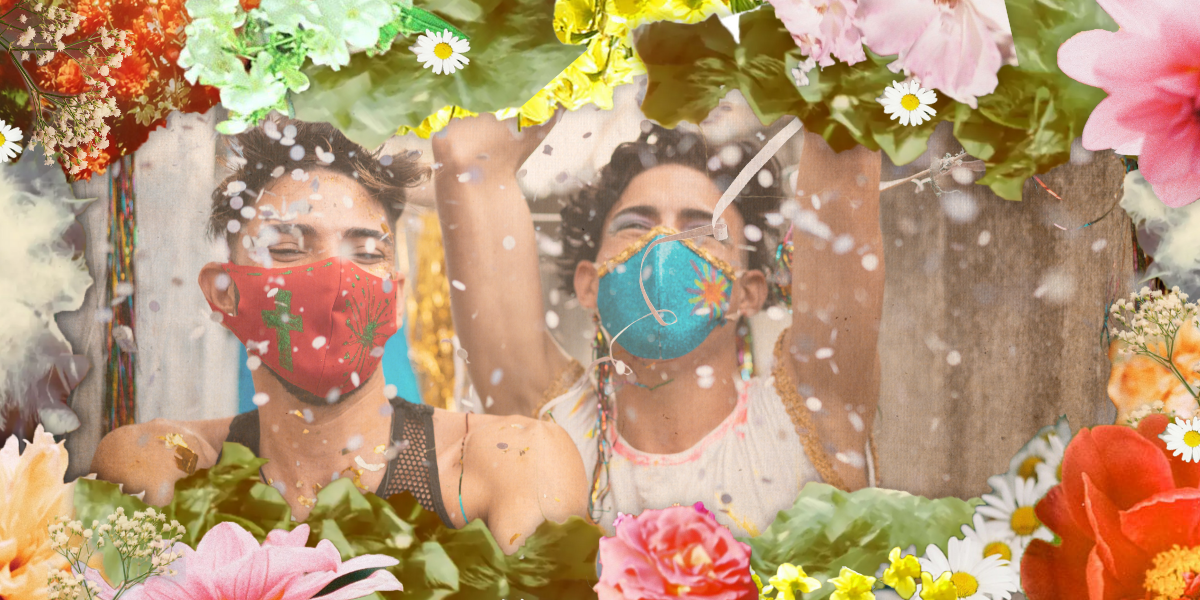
397,0 -> 732,137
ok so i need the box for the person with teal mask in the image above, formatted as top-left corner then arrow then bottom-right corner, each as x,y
433,110 -> 885,537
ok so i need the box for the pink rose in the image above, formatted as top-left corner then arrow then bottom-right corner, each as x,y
596,502 -> 757,600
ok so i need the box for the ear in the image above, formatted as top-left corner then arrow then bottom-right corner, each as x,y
733,269 -> 768,318
199,262 -> 239,316
574,261 -> 600,312
391,270 -> 407,329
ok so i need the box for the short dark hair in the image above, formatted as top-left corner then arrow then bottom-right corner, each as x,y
555,124 -> 785,294
209,116 -> 430,248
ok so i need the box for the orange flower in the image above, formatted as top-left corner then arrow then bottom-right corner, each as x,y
0,427 -> 74,600
1107,322 -> 1200,424
111,51 -> 150,100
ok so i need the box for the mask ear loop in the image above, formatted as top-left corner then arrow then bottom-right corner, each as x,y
633,117 -> 802,327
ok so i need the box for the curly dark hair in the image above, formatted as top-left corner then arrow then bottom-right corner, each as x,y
208,116 -> 430,248
555,124 -> 786,294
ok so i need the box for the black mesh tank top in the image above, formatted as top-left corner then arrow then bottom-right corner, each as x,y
223,397 -> 455,528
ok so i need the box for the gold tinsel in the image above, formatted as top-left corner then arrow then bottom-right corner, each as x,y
405,212 -> 458,410
397,0 -> 733,138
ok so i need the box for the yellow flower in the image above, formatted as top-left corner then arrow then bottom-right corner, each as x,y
918,572 -> 958,600
883,548 -> 922,599
830,566 -> 876,600
395,105 -> 479,138
767,563 -> 822,600
0,427 -> 74,600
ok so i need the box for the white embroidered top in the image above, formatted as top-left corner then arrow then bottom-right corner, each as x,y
540,374 -> 859,537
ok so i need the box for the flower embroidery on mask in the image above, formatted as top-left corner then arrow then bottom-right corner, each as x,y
686,259 -> 731,321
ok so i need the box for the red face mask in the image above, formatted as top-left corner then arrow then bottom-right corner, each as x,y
210,258 -> 400,399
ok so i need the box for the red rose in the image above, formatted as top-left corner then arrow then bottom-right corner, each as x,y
240,0 -> 260,10
1022,414 -> 1200,600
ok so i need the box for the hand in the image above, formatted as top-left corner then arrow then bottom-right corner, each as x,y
432,110 -> 563,173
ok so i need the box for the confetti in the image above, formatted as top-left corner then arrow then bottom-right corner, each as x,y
252,392 -> 270,406
354,455 -> 385,472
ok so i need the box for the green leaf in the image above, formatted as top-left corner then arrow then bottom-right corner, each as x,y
743,484 -> 978,600
634,0 -> 1120,200
294,0 -> 584,147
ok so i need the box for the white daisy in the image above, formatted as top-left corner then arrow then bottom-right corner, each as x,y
976,474 -> 1055,547
1161,417 -> 1200,462
879,80 -> 937,126
961,514 -> 1027,574
410,29 -> 469,75
0,119 -> 24,163
1032,433 -> 1067,485
1007,416 -> 1072,483
919,536 -> 1019,600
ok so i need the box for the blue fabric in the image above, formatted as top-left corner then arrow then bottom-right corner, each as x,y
597,232 -> 734,361
237,324 -> 423,414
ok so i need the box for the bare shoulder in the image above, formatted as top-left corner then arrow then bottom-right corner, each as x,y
90,417 -> 231,506
468,413 -> 588,521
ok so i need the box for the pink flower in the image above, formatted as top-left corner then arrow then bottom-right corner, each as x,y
766,0 -> 866,70
595,502 -> 756,600
857,0 -> 1016,108
127,522 -> 402,600
1057,0 -> 1200,207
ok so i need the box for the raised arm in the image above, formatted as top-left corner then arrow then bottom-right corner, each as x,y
431,114 -> 574,417
785,131 -> 884,490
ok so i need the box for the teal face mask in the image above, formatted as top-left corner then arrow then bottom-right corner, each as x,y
597,227 -> 736,361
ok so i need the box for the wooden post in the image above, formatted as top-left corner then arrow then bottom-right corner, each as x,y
875,122 -> 1130,498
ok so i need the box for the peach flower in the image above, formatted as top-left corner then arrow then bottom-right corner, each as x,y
0,426 -> 74,600
596,502 -> 756,600
1107,322 -> 1200,424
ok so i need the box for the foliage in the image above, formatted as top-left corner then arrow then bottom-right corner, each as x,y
742,483 -> 978,600
634,0 -> 1118,200
74,442 -> 603,600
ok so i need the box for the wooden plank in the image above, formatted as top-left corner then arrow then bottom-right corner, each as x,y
875,122 -> 1128,498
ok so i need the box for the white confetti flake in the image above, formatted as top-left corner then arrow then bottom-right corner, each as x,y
806,397 -> 822,411
451,280 -> 466,291
946,351 -> 962,366
862,254 -> 879,271
247,355 -> 262,370
502,235 -> 516,250
345,435 -> 364,452
384,384 -> 398,399
252,393 -> 270,406
545,311 -> 560,329
978,230 -> 992,246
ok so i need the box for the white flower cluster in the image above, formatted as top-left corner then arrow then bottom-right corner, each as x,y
1126,400 -> 1175,429
1110,286 -> 1200,397
6,0 -> 133,176
47,507 -> 186,600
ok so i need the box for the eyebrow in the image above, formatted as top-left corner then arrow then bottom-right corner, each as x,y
609,206 -> 716,225
268,223 -> 394,248
609,205 -> 659,223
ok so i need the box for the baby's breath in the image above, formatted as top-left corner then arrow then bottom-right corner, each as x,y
1110,286 -> 1200,401
0,0 -> 131,176
47,507 -> 186,600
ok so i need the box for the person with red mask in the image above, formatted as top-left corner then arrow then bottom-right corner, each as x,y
89,117 -> 589,554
